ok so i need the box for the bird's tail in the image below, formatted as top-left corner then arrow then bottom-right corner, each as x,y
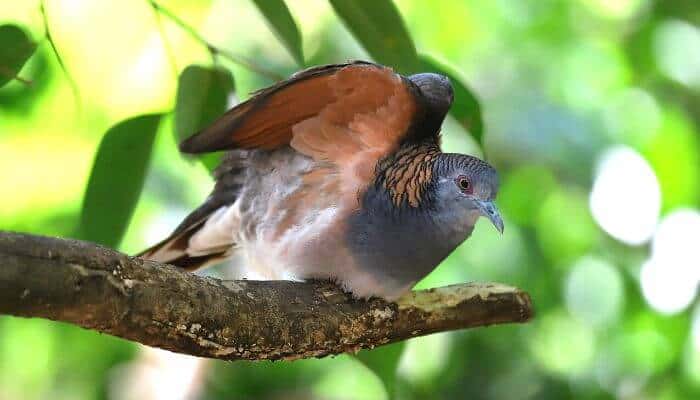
137,152 -> 247,271
136,207 -> 235,271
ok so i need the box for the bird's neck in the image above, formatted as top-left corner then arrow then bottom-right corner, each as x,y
375,140 -> 441,208
347,171 -> 475,290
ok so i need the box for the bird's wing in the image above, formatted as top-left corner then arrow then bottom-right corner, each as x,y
180,61 -> 453,194
140,62 -> 454,271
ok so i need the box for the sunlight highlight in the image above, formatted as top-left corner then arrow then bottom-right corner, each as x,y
693,305 -> 700,350
111,347 -> 206,400
602,88 -> 660,145
565,257 -> 624,328
641,209 -> 700,315
654,19 -> 700,90
589,146 -> 660,245
118,32 -> 175,112
580,0 -> 648,20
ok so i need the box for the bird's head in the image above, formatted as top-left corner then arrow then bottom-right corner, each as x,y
432,153 -> 503,234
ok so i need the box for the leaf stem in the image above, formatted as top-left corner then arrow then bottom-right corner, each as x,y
39,0 -> 81,110
148,0 -> 284,81
148,1 -> 179,81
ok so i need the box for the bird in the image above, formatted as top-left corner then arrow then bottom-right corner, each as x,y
139,60 -> 503,300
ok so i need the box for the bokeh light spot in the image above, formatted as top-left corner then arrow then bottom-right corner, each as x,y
684,305 -> 700,384
640,209 -> 700,315
652,209 -> 700,271
654,19 -> 700,89
640,257 -> 697,315
579,0 -> 648,20
397,333 -> 450,383
565,257 -> 624,328
693,305 -> 700,351
589,146 -> 660,245
602,88 -> 661,146
557,41 -> 630,108
314,356 -> 387,400
110,347 -> 205,400
530,310 -> 596,376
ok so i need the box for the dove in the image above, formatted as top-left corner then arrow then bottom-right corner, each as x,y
140,61 -> 502,300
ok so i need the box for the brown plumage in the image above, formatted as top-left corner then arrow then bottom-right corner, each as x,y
180,61 -> 421,203
379,140 -> 441,207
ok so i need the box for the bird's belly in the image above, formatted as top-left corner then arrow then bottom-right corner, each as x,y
236,201 -> 414,299
240,235 -> 414,300
238,205 -> 350,281
231,148 -> 354,282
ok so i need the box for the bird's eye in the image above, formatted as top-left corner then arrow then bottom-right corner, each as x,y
456,176 -> 471,192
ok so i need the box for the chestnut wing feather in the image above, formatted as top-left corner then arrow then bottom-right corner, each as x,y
179,61 -> 452,201
140,62 -> 455,272
182,62 -> 429,154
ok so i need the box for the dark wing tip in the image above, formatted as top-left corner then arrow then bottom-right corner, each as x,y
178,101 -> 256,154
179,128 -> 228,154
408,73 -> 454,116
287,59 -> 377,80
178,133 -> 200,154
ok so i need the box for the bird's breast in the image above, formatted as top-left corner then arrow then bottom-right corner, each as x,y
344,187 -> 474,294
234,148 -> 359,280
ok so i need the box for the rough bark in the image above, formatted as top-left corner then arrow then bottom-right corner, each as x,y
0,231 -> 533,361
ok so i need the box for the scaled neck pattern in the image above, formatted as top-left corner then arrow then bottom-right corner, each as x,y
347,139 -> 469,291
375,139 -> 441,208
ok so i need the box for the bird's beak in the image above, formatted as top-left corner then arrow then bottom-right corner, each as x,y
477,200 -> 504,234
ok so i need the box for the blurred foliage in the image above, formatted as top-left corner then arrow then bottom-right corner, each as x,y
251,0 -> 304,66
1,0 -> 700,399
174,65 -> 234,171
420,54 -> 484,143
0,24 -> 36,87
329,0 -> 421,73
78,114 -> 163,248
355,342 -> 406,398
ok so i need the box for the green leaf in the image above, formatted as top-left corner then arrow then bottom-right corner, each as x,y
420,54 -> 484,146
324,2 -> 484,144
0,24 -> 36,87
329,0 -> 420,74
175,65 -> 235,172
175,65 -> 235,142
252,0 -> 304,66
354,342 -> 405,399
78,115 -> 163,249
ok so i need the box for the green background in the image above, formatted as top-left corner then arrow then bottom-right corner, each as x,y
1,0 -> 699,399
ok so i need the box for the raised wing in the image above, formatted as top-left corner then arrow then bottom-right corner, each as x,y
180,61 -> 452,194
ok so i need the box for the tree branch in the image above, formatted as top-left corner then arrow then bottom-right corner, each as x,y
0,231 -> 533,361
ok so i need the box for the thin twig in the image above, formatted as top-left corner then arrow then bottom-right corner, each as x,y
148,0 -> 285,81
39,0 -> 81,111
148,0 -> 180,81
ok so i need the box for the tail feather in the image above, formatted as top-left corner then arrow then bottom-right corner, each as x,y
137,151 -> 247,271
163,251 -> 229,271
137,214 -> 232,271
